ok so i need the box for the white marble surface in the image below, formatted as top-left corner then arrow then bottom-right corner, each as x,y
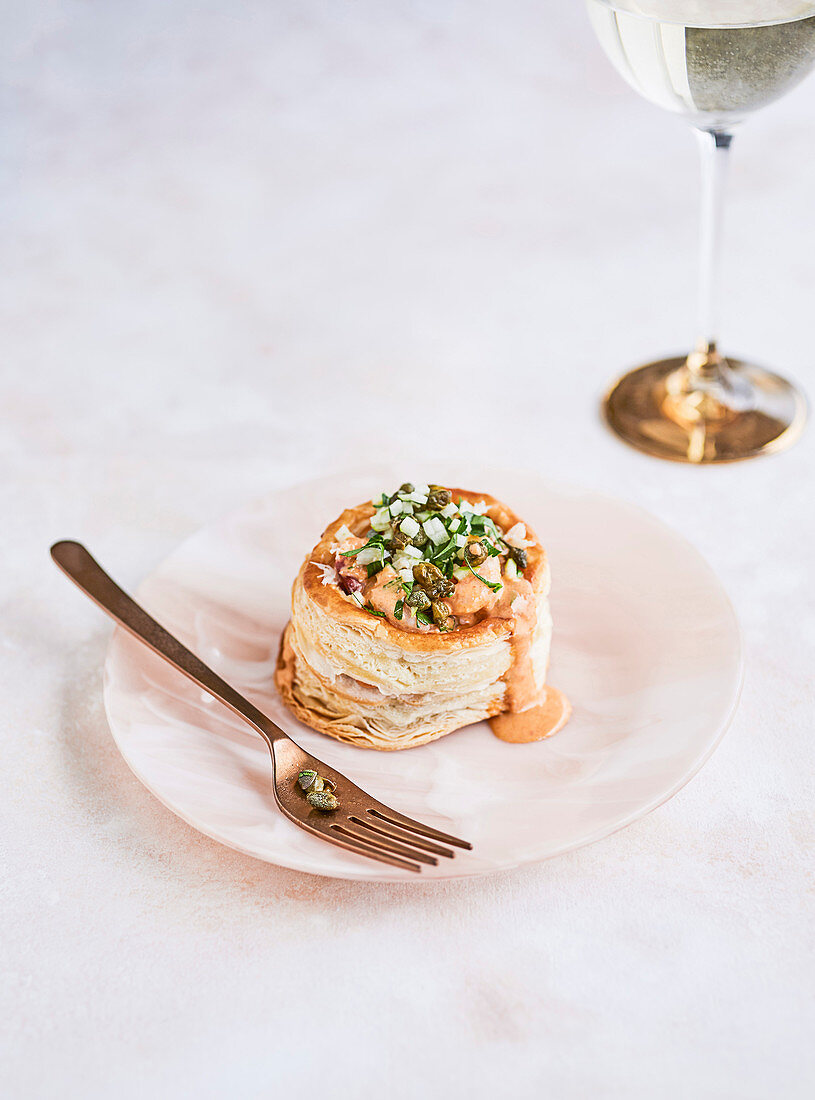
2,2 -> 814,1097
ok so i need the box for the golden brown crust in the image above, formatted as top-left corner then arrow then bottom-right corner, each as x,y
300,488 -> 547,652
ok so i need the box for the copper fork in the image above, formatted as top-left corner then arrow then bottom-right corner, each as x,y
51,541 -> 471,873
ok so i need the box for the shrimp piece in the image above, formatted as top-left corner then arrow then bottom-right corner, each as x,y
446,555 -> 502,616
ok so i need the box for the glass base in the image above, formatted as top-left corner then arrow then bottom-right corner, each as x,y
602,353 -> 807,464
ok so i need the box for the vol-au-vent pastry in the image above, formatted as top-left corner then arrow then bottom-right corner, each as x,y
275,481 -> 571,750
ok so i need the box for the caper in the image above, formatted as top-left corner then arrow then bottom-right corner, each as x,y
431,600 -> 451,625
413,562 -> 443,589
427,487 -> 452,511
399,482 -> 414,494
410,528 -> 428,549
510,546 -> 528,571
297,770 -> 318,791
464,540 -> 488,567
387,530 -> 412,552
428,577 -> 455,600
307,790 -> 339,812
432,604 -> 457,632
406,587 -> 431,611
310,776 -> 325,793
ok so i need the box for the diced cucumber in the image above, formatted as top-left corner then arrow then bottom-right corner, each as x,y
399,516 -> 420,538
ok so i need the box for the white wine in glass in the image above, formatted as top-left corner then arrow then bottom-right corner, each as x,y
587,0 -> 815,463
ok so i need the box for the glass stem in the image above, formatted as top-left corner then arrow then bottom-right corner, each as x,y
692,127 -> 733,372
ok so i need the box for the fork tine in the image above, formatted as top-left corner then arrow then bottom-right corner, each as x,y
332,823 -> 439,866
349,815 -> 455,859
319,826 -> 424,872
367,808 -> 472,850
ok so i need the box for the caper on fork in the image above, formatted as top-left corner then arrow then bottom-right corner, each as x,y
51,541 -> 472,874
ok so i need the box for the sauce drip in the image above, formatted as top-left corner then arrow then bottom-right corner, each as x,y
489,686 -> 572,744
496,577 -> 539,712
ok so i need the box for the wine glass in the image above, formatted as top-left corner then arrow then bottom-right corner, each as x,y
587,0 -> 815,463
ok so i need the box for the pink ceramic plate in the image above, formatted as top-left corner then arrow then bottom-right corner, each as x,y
103,466 -> 742,881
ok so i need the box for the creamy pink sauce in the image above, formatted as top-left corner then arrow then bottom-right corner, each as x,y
489,687 -> 572,743
446,555 -> 502,616
367,565 -> 425,629
334,539 -> 431,632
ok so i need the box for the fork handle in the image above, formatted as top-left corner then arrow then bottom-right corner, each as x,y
51,540 -> 286,746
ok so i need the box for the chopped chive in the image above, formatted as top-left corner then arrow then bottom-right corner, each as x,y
416,610 -> 431,626
430,536 -> 456,564
394,599 -> 404,621
341,544 -> 370,557
364,604 -> 386,618
343,535 -> 386,557
465,559 -> 503,593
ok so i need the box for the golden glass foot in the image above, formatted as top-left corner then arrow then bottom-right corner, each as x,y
602,351 -> 807,464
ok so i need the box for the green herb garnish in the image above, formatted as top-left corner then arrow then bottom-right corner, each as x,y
432,535 -> 457,560
465,559 -> 503,592
335,483 -> 518,633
